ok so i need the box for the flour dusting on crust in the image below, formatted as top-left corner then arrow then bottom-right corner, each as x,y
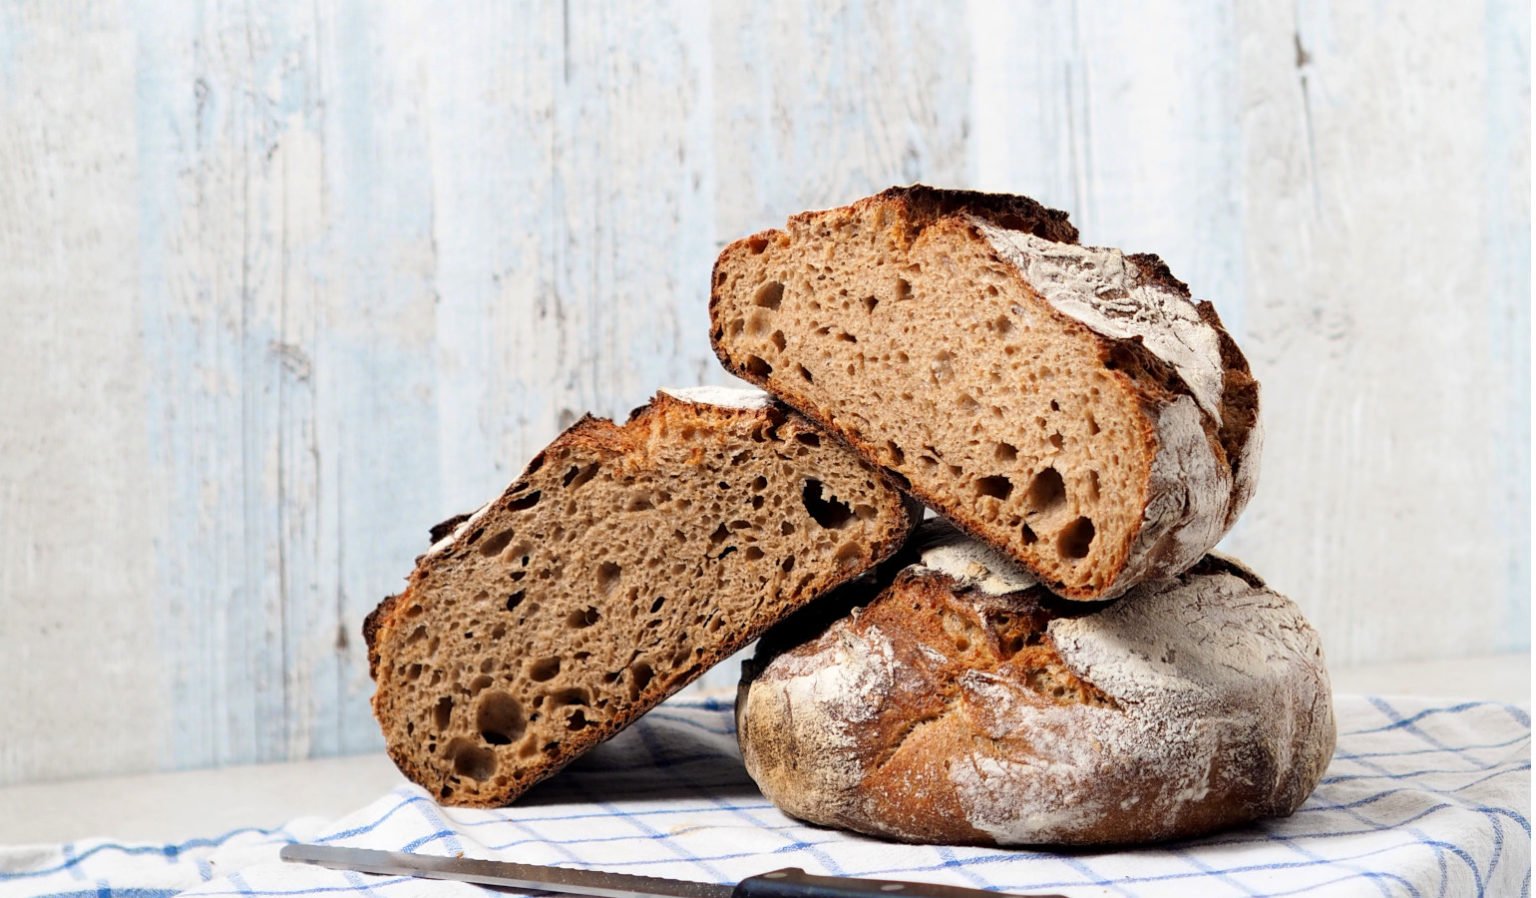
425,501 -> 492,558
971,219 -> 1227,424
1112,396 -> 1232,590
660,384 -> 771,409
918,530 -> 1037,594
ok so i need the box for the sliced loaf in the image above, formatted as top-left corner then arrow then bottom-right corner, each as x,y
365,386 -> 919,807
709,186 -> 1260,599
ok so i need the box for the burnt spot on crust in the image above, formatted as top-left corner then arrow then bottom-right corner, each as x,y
362,593 -> 404,679
870,185 -> 1080,247
429,513 -> 473,546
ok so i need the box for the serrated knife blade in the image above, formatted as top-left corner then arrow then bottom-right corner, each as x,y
279,844 -> 1067,898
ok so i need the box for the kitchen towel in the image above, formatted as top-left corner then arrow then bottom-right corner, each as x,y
1,694 -> 1528,898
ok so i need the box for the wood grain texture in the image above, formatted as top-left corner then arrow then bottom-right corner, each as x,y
0,0 -> 1527,785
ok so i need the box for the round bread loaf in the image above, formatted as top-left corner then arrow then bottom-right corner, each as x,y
736,523 -> 1335,846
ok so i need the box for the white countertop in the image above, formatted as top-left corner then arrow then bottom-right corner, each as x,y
1,653 -> 1527,847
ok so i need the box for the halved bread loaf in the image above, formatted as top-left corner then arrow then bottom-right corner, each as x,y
364,387 -> 918,807
737,522 -> 1335,846
710,186 -> 1260,599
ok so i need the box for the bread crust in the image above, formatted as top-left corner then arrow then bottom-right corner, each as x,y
709,186 -> 1260,599
737,524 -> 1335,846
366,389 -> 919,807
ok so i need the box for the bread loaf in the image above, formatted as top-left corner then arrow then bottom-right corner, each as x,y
710,186 -> 1260,599
736,522 -> 1334,846
365,386 -> 919,807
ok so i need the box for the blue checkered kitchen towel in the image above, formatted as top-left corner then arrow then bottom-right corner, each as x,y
1,695 -> 1528,898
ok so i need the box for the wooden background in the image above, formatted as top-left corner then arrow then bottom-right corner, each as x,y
0,0 -> 1528,786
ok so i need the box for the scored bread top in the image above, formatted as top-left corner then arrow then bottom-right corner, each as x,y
365,387 -> 919,807
709,185 -> 1260,599
737,522 -> 1335,846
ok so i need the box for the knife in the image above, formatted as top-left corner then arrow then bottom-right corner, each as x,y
279,844 -> 1067,898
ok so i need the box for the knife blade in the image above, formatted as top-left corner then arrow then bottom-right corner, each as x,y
279,844 -> 1067,898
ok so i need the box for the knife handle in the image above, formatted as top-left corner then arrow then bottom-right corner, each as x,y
734,867 -> 1066,898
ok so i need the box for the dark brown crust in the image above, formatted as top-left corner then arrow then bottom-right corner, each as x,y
364,392 -> 920,807
708,186 -> 1259,599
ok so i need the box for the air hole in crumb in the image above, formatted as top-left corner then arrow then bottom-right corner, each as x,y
995,442 -> 1018,462
448,738 -> 497,780
1087,470 -> 1101,501
770,330 -> 786,351
550,687 -> 589,707
529,657 -> 560,681
433,696 -> 454,731
708,522 -> 730,545
405,663 -> 423,681
567,709 -> 590,731
566,606 -> 600,628
562,464 -> 598,489
754,281 -> 784,310
629,662 -> 654,698
885,441 -> 905,465
795,431 -> 820,447
1026,468 -> 1067,512
744,546 -> 764,561
744,355 -> 773,378
834,543 -> 863,571
596,561 -> 621,593
801,479 -> 854,529
1021,523 -> 1038,544
975,475 -> 1014,501
894,278 -> 912,301
405,604 -> 424,618
781,555 -> 796,573
478,530 -> 514,556
507,490 -> 542,512
505,591 -> 525,612
650,596 -> 666,613
1049,432 -> 1064,450
1087,414 -> 1101,435
626,496 -> 653,512
747,235 -> 769,254
796,364 -> 814,383
469,674 -> 493,696
1058,517 -> 1096,559
863,296 -> 879,312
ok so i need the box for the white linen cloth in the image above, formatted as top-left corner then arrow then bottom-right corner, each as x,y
1,694 -> 1528,898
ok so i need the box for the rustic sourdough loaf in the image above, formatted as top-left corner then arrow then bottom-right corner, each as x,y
710,186 -> 1260,599
737,521 -> 1334,846
365,386 -> 918,807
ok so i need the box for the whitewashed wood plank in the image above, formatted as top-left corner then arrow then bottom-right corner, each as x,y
0,0 -> 1527,787
1226,0 -> 1530,664
0,1 -> 168,786
709,0 -> 973,246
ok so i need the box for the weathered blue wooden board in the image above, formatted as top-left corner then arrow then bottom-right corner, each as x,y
0,0 -> 1526,785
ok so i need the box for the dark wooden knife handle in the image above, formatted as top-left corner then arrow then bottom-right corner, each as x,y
734,867 -> 1067,898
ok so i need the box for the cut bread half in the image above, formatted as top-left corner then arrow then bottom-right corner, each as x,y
364,386 -> 919,807
709,186 -> 1259,599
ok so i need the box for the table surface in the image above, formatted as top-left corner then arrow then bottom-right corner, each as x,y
2,652 -> 1527,847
